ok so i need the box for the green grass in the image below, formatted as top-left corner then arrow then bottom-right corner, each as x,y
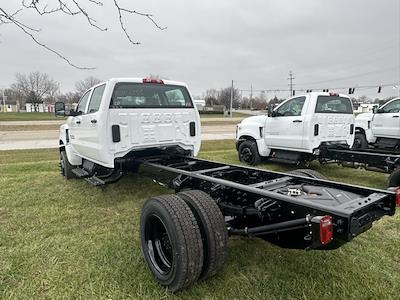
0,140 -> 399,299
0,112 -> 65,121
0,125 -> 60,131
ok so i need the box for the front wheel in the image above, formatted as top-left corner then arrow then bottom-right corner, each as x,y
353,132 -> 368,149
388,167 -> 400,188
238,140 -> 261,165
60,151 -> 76,179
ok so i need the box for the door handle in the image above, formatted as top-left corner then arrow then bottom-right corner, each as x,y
91,119 -> 97,123
75,120 -> 81,124
293,120 -> 303,123
392,115 -> 399,118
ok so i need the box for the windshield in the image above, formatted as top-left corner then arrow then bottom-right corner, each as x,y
110,83 -> 194,108
315,96 -> 353,114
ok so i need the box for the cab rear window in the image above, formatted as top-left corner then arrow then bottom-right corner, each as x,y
110,83 -> 194,108
315,96 -> 353,114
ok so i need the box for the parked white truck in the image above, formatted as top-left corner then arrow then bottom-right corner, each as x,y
236,92 -> 355,165
58,77 -> 201,176
55,81 -> 398,292
354,97 -> 400,150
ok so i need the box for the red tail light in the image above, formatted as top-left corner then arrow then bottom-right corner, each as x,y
329,92 -> 339,97
143,78 -> 164,84
395,187 -> 400,207
320,215 -> 333,245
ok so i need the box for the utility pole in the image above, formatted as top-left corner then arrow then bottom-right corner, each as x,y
250,84 -> 253,110
2,89 -> 5,112
288,70 -> 295,97
229,80 -> 233,117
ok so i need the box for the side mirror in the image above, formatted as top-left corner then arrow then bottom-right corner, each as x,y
373,107 -> 383,114
267,104 -> 276,117
55,101 -> 66,117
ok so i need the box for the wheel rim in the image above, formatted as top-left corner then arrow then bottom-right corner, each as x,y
144,215 -> 173,275
240,147 -> 253,163
353,137 -> 361,148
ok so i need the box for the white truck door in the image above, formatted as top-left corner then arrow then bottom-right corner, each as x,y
68,90 -> 91,156
76,84 -> 107,163
265,96 -> 307,150
372,99 -> 400,138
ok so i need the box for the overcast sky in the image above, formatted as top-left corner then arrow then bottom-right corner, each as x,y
0,0 -> 399,99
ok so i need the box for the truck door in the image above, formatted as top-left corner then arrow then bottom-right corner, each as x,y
76,84 -> 107,163
372,99 -> 400,138
265,96 -> 307,150
68,90 -> 91,157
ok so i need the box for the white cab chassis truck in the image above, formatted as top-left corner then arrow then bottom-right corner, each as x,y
236,92 -> 355,165
354,97 -> 400,150
55,80 -> 397,292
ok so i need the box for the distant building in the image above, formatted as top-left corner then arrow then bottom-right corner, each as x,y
25,103 -> 55,113
193,99 -> 206,111
0,99 -> 19,112
353,103 -> 378,114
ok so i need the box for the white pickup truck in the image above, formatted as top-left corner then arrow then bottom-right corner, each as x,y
57,77 -> 201,174
54,82 -> 397,292
236,92 -> 355,165
354,97 -> 400,150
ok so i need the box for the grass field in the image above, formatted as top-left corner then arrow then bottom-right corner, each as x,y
0,140 -> 399,299
0,112 -> 65,121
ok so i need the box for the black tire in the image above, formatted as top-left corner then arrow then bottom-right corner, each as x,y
388,168 -> 400,187
353,132 -> 368,149
140,195 -> 204,292
177,190 -> 228,280
60,151 -> 76,179
288,169 -> 327,180
238,140 -> 261,165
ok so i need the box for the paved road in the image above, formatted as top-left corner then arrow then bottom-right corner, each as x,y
0,124 -> 236,150
0,120 -> 66,126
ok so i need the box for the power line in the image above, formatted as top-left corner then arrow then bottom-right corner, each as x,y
297,66 -> 399,86
239,82 -> 398,94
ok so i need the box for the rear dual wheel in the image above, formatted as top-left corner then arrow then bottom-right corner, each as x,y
140,191 -> 228,292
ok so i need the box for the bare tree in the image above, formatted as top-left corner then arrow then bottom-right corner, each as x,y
218,87 -> 240,109
0,1 -> 166,69
58,91 -> 80,105
75,76 -> 101,94
11,71 -> 59,111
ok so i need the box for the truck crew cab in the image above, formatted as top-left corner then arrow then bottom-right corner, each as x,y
236,92 -> 355,165
55,81 -> 397,292
354,97 -> 400,150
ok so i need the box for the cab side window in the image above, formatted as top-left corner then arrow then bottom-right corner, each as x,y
381,100 -> 400,113
76,91 -> 91,115
275,96 -> 306,117
88,84 -> 106,113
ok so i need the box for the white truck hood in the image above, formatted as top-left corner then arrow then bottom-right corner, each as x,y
240,115 -> 267,126
356,112 -> 373,121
